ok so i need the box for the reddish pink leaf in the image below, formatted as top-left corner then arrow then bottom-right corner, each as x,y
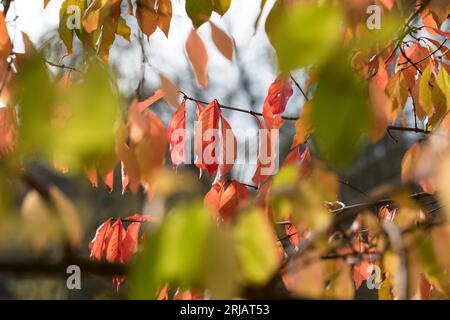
218,116 -> 236,178
262,75 -> 293,129
194,100 -> 221,176
89,219 -> 112,261
167,98 -> 187,167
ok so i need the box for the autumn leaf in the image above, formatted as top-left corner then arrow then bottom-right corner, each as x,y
218,116 -> 236,178
282,144 -> 312,178
89,219 -> 112,260
252,115 -> 278,186
185,29 -> 208,88
194,100 -> 221,176
136,0 -> 172,38
210,21 -> 234,62
0,11 -> 11,70
262,75 -> 293,129
167,98 -> 187,167
292,102 -> 314,148
159,74 -> 180,109
204,180 -> 250,220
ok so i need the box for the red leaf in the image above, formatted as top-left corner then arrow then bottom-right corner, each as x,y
262,75 -> 293,129
252,115 -> 278,185
121,221 -> 141,263
204,180 -> 250,220
218,116 -> 236,178
194,100 -> 221,176
167,98 -> 187,167
104,219 -> 126,263
89,219 -> 112,260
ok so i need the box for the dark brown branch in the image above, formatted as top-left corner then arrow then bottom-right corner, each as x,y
387,125 -> 431,134
400,46 -> 423,75
44,59 -> 81,73
0,256 -> 125,277
182,95 -> 299,121
289,73 -> 309,102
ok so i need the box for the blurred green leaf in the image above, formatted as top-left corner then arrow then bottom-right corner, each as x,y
18,50 -> 55,156
53,59 -> 120,170
130,201 -> 213,299
267,3 -> 342,72
414,231 -> 450,297
311,52 -> 370,167
233,206 -> 278,285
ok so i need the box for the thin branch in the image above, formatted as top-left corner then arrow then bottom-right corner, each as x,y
289,73 -> 309,102
44,59 -> 81,73
182,94 -> 299,121
387,125 -> 431,134
399,46 -> 422,75
338,179 -> 369,197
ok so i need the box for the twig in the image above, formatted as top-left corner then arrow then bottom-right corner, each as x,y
182,94 -> 299,121
289,73 -> 309,102
387,125 -> 430,134
339,179 -> 369,197
44,59 -> 81,72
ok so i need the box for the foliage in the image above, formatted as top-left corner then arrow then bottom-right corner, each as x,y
0,0 -> 449,300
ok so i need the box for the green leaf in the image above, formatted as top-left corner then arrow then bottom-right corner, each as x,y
233,206 -> 278,284
17,46 -> 55,156
212,0 -> 231,16
130,201 -> 213,299
267,2 -> 342,72
311,53 -> 370,167
186,0 -> 213,28
53,59 -> 120,169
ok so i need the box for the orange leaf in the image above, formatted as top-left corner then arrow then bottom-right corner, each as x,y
291,102 -> 314,148
186,29 -> 208,88
210,21 -> 234,61
204,180 -> 250,220
159,74 -> 180,109
0,107 -> 17,156
136,0 -> 172,38
136,89 -> 165,111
